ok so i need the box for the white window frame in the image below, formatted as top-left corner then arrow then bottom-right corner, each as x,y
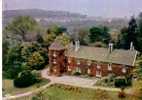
108,64 -> 112,71
53,52 -> 57,57
68,59 -> 71,63
68,66 -> 72,71
97,64 -> 101,69
53,59 -> 57,64
96,70 -> 101,77
87,68 -> 91,74
122,67 -> 126,73
77,60 -> 80,65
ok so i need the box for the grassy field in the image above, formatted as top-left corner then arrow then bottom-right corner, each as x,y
4,83 -> 139,100
41,84 -> 138,100
2,78 -> 50,95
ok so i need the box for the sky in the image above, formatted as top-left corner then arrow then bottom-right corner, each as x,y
3,0 -> 142,18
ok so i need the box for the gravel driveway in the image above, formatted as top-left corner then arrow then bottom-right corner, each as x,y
41,68 -> 99,87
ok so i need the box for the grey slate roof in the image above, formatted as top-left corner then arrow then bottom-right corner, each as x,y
65,46 -> 137,66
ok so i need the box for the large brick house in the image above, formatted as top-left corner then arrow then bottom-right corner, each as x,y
48,40 -> 137,77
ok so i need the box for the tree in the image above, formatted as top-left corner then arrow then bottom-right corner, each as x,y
21,42 -> 41,62
3,45 -> 23,79
55,33 -> 71,46
43,32 -> 56,47
118,16 -> 138,49
127,16 -> 138,49
89,27 -> 102,42
14,70 -> 37,88
135,13 -> 142,52
77,28 -> 89,45
36,33 -> 44,44
5,16 -> 38,41
48,25 -> 66,36
27,51 -> 45,70
88,26 -> 110,44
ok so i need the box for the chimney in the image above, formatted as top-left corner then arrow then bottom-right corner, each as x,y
108,43 -> 113,53
75,40 -> 80,51
130,42 -> 134,51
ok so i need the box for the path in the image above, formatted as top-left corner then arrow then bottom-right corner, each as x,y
3,82 -> 53,100
41,68 -> 120,92
4,68 -> 121,100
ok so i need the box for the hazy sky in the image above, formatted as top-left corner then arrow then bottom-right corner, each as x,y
3,0 -> 142,18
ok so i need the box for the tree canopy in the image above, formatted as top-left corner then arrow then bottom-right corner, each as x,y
4,16 -> 38,41
88,26 -> 111,44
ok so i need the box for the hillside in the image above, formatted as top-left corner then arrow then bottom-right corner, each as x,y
3,9 -> 128,31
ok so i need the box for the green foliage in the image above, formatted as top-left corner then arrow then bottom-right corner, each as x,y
3,42 -> 48,78
14,70 -> 37,88
89,26 -> 110,44
118,15 -> 142,52
48,25 -> 66,36
135,55 -> 142,79
5,16 -> 38,40
36,34 -> 44,44
20,42 -> 40,61
27,51 -> 45,70
43,32 -> 56,47
114,77 -> 127,88
3,45 -> 23,79
55,33 -> 71,46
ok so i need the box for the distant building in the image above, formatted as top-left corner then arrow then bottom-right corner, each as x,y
48,40 -> 137,77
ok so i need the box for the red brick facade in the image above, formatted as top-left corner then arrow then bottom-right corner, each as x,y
49,50 -> 132,77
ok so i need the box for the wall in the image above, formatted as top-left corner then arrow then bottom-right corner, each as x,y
66,57 -> 132,77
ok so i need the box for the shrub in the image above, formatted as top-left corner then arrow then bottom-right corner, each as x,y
73,72 -> 81,76
14,70 -> 37,88
114,77 -> 127,88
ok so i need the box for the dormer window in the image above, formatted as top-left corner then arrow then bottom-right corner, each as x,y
108,64 -> 112,71
53,52 -> 57,57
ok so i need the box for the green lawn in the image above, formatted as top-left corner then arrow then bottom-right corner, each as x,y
2,78 -> 50,96
3,83 -> 139,100
41,84 -> 138,100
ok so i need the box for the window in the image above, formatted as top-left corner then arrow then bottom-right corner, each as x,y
87,60 -> 91,66
68,59 -> 71,63
97,64 -> 101,69
68,66 -> 71,71
108,64 -> 112,71
96,70 -> 101,77
77,60 -> 80,65
53,52 -> 57,57
87,68 -> 91,74
122,68 -> 126,73
53,59 -> 57,64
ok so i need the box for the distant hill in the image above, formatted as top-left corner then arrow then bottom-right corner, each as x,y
3,9 -> 87,19
3,9 -> 128,31
2,9 -> 87,27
